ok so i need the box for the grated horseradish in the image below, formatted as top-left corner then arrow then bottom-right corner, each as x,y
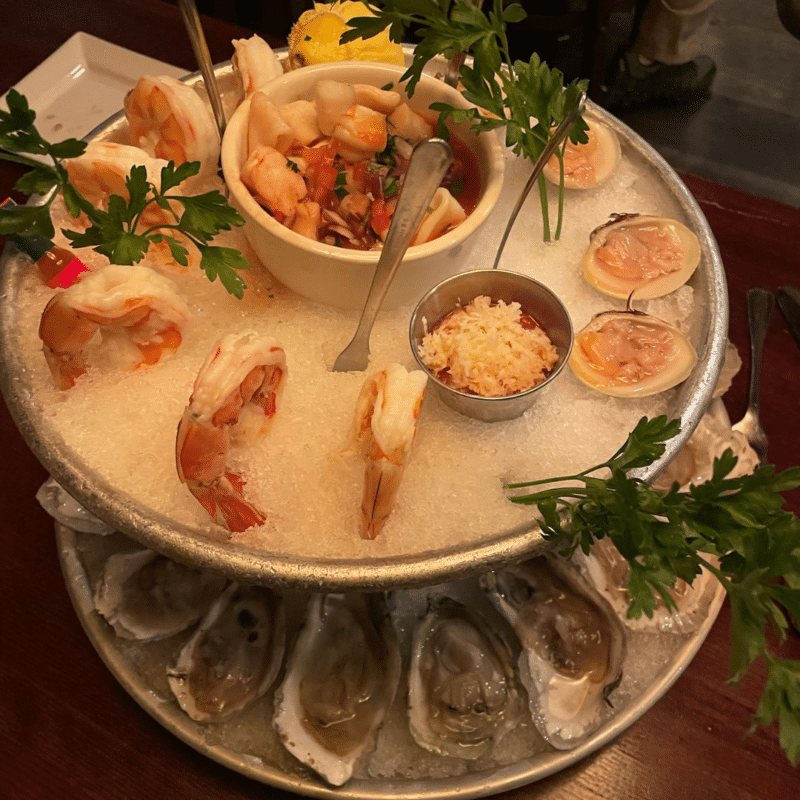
417,295 -> 558,397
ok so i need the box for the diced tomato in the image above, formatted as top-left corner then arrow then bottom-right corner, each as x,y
370,198 -> 392,238
316,162 -> 339,192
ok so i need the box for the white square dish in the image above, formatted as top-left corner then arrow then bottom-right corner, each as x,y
1,31 -> 186,158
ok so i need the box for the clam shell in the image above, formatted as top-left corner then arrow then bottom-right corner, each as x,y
543,116 -> 620,189
569,309 -> 698,398
582,213 -> 700,300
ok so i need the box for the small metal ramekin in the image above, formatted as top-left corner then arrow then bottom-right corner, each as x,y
409,269 -> 574,422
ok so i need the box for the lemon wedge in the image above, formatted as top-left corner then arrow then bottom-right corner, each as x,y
287,1 -> 404,69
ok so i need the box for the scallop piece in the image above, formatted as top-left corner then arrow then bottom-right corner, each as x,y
93,548 -> 228,641
408,597 -> 526,759
543,116 -> 620,189
167,582 -> 285,722
582,213 -> 701,299
483,555 -> 627,750
569,309 -> 698,398
273,592 -> 401,786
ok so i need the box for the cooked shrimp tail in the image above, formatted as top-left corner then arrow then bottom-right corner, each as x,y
176,331 -> 287,533
38,264 -> 189,390
355,364 -> 427,539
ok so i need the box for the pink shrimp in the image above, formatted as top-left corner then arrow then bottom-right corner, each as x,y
355,363 -> 427,539
38,264 -> 189,390
176,331 -> 287,533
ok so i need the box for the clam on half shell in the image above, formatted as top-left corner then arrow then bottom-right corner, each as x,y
582,213 -> 701,300
569,309 -> 698,398
543,116 -> 620,189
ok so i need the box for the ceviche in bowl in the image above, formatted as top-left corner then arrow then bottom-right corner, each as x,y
221,60 -> 505,310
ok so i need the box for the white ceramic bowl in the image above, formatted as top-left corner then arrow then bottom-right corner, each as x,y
221,61 -> 505,310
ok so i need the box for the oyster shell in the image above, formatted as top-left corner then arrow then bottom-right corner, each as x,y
37,477 -> 113,535
569,308 -> 697,397
273,592 -> 401,786
407,597 -> 525,759
574,537 -> 718,634
543,116 -> 620,189
582,213 -> 700,300
483,555 -> 627,750
93,548 -> 228,641
167,582 -> 285,721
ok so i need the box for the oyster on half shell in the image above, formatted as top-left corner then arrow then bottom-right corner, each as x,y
407,597 -> 526,759
93,548 -> 228,641
483,555 -> 627,750
273,592 -> 401,786
569,308 -> 697,398
582,213 -> 700,300
167,582 -> 285,721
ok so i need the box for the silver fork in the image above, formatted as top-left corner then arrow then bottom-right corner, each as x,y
731,287 -> 775,464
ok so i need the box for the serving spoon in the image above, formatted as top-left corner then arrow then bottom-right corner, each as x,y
332,139 -> 453,373
732,287 -> 775,464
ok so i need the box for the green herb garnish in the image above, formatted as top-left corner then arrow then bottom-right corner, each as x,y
342,0 -> 589,241
0,88 -> 250,298
334,167 -> 349,200
507,415 -> 800,765
384,176 -> 400,198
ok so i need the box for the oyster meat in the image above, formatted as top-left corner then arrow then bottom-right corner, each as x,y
574,537 -> 719,634
273,592 -> 401,786
484,555 -> 627,750
93,548 -> 228,641
582,213 -> 700,300
167,582 -> 285,721
543,116 -> 620,189
407,597 -> 525,759
569,308 -> 697,398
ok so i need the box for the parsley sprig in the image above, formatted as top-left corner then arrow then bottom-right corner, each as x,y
0,89 -> 250,298
507,415 -> 800,764
342,0 -> 589,241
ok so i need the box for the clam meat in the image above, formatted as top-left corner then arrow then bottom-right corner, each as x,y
407,597 -> 526,759
569,308 -> 697,398
93,548 -> 228,641
167,582 -> 285,721
483,555 -> 627,750
582,213 -> 700,300
543,116 -> 620,189
273,592 -> 401,786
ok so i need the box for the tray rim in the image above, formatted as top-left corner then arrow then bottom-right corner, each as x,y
0,55 -> 728,591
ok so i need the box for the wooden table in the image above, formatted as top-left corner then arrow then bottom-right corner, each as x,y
2,1 -> 799,798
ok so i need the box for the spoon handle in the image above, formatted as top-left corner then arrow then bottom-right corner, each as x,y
332,139 -> 453,372
177,0 -> 227,139
746,287 -> 775,414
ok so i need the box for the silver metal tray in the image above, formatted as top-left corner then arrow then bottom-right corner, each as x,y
58,520 -> 725,799
0,54 -> 728,591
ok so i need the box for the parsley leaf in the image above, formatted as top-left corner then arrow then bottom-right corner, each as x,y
0,88 -> 251,297
343,0 -> 589,241
508,414 -> 800,765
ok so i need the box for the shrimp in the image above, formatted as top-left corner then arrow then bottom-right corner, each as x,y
354,364 -> 428,539
124,75 -> 220,179
231,34 -> 283,97
248,92 -> 296,155
176,332 -> 287,534
38,264 -> 190,390
240,145 -> 308,221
